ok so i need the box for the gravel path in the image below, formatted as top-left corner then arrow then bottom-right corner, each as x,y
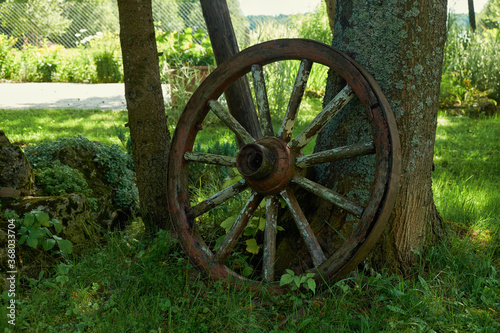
0,82 -> 170,110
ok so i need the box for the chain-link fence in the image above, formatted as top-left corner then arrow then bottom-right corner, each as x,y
0,0 -> 249,48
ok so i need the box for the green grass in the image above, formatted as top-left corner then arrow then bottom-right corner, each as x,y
1,110 -> 499,332
433,112 -> 500,244
0,108 -> 129,146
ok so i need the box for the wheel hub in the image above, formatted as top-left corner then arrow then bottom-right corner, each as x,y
236,136 -> 295,195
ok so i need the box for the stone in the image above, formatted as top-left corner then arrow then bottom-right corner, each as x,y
0,131 -> 35,197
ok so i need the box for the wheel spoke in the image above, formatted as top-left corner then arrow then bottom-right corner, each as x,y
280,187 -> 326,267
277,59 -> 313,142
295,141 -> 375,168
251,64 -> 273,137
184,151 -> 236,167
188,179 -> 248,219
208,100 -> 255,145
289,84 -> 355,151
215,192 -> 263,263
263,195 -> 279,282
292,175 -> 364,217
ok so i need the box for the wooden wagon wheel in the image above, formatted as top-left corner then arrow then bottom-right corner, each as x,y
167,39 -> 401,290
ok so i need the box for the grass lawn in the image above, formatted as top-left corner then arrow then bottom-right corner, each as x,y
0,108 -> 129,146
0,107 -> 498,332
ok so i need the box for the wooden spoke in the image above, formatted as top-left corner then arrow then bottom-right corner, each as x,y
208,100 -> 255,145
289,85 -> 355,151
263,196 -> 279,282
292,175 -> 364,217
280,187 -> 327,267
295,141 -> 375,168
251,64 -> 274,137
277,59 -> 313,142
215,192 -> 263,263
184,151 -> 236,167
188,179 -> 248,219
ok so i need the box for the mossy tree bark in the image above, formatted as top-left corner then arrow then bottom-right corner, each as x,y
117,0 -> 171,234
310,0 -> 447,273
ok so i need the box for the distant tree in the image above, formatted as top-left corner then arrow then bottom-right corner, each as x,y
479,0 -> 500,29
469,0 -> 477,31
0,0 -> 71,46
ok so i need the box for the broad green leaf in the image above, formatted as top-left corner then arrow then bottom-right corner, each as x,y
57,239 -> 73,254
42,238 -> 56,251
40,227 -> 52,237
27,235 -> 38,248
243,225 -> 258,237
184,27 -> 193,34
258,218 -> 265,231
242,266 -> 253,277
52,219 -> 63,233
307,278 -> 316,294
213,235 -> 225,251
55,275 -> 69,287
293,275 -> 301,288
280,274 -> 294,286
29,229 -> 44,239
35,211 -> 50,226
23,213 -> 35,227
58,263 -> 70,275
285,269 -> 295,276
220,215 -> 237,233
19,234 -> 28,245
245,238 -> 260,254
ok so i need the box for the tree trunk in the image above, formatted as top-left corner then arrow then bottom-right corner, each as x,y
313,0 -> 446,273
324,0 -> 336,35
200,0 -> 262,140
117,0 -> 171,234
468,0 -> 477,31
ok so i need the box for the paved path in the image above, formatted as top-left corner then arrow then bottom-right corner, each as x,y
0,83 -> 170,110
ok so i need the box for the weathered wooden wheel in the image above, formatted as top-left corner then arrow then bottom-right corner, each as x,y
167,39 -> 401,290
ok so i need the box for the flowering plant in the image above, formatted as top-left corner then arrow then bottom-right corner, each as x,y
157,27 -> 215,67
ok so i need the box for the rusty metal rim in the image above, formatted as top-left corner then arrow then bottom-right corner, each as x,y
167,39 -> 401,290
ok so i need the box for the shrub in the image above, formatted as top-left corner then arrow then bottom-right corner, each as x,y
0,34 -> 17,79
442,13 -> 500,110
157,27 -> 215,67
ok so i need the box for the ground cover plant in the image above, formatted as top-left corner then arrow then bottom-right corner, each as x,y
1,105 -> 498,331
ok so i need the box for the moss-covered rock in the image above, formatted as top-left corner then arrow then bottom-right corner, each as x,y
0,130 -> 34,197
24,136 -> 138,230
0,193 -> 99,281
